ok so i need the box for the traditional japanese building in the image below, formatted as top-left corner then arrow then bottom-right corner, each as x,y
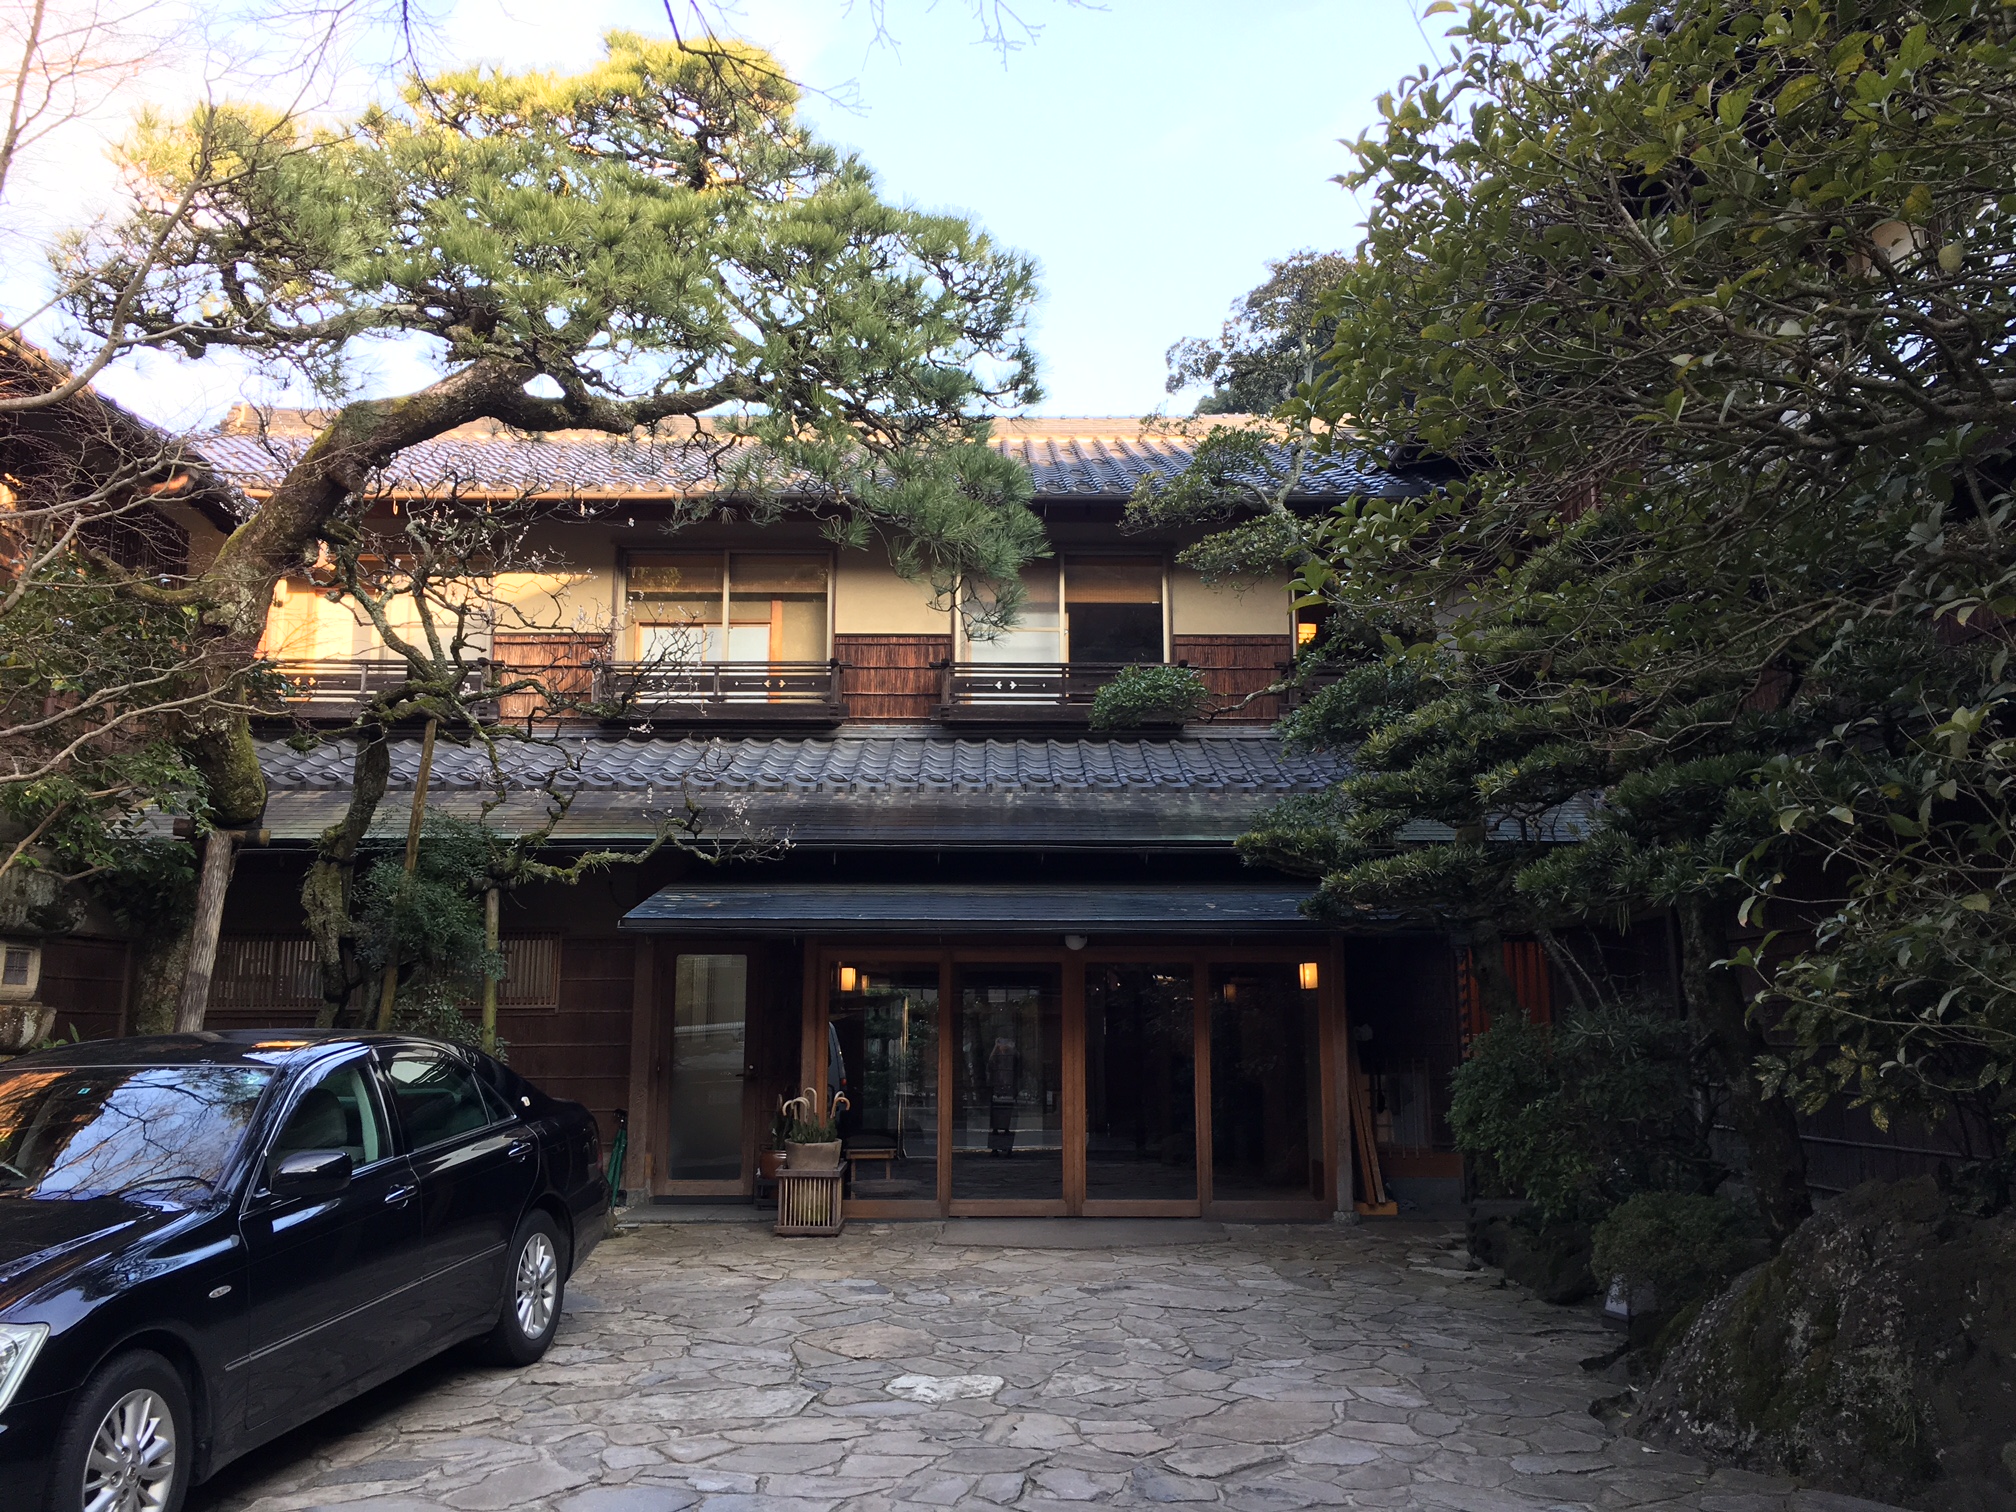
49,412 -> 1496,1219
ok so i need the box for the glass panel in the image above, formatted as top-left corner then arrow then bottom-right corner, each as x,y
829,965 -> 939,1202
952,966 -> 1063,1199
1210,963 -> 1323,1199
668,954 -> 747,1181
967,562 -> 1061,663
1085,964 -> 1196,1201
730,554 -> 829,661
1065,557 -> 1164,664
384,1051 -> 492,1149
0,1064 -> 271,1203
271,1061 -> 387,1169
629,553 -> 723,661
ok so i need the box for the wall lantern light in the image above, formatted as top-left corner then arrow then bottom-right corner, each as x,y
1298,961 -> 1320,992
1063,935 -> 1088,952
837,966 -> 858,993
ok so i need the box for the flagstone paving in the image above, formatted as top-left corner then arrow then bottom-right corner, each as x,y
189,1219 -> 1901,1512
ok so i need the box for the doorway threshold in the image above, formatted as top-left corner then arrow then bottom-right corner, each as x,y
933,1218 -> 1226,1248
619,1203 -> 766,1223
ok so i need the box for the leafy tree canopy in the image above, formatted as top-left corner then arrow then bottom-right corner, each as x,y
1160,0 -> 2016,1226
58,30 -> 1046,825
1165,250 -> 1352,415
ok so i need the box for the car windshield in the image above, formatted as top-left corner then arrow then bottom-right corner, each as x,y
0,1064 -> 274,1204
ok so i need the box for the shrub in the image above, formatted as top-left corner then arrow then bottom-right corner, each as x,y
1089,664 -> 1209,729
1592,1191 -> 1765,1312
1448,1000 -> 1716,1222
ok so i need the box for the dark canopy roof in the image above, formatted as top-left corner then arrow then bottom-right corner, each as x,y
621,883 -> 1323,934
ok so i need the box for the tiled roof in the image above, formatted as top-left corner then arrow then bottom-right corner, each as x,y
253,731 -> 1348,849
258,730 -> 1348,795
196,411 -> 1423,503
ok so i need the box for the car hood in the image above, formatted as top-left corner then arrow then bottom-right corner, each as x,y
0,1196 -> 164,1299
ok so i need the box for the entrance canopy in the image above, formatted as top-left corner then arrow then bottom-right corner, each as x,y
620,883 -> 1323,935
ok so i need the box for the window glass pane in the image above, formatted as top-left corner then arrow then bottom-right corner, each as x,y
271,1061 -> 387,1170
829,965 -> 939,1202
728,555 -> 829,661
628,553 -> 723,603
384,1051 -> 493,1149
1086,964 -> 1196,1201
952,966 -> 1062,1200
1066,558 -> 1163,664
1209,964 -> 1322,1199
966,563 -> 1060,663
730,555 -> 828,595
1066,558 -> 1163,604
669,954 -> 747,1181
628,554 -> 723,661
0,1065 -> 271,1202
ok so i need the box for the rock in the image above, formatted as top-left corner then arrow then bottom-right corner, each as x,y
1635,1177 -> 2016,1512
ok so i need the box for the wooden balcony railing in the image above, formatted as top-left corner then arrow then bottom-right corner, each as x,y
931,661 -> 1140,724
591,659 -> 847,723
262,659 -> 491,720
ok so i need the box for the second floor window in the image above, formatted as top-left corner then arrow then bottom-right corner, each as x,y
965,557 -> 1166,665
626,553 -> 830,664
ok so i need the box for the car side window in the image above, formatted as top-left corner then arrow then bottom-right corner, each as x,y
383,1050 -> 495,1150
475,1077 -> 518,1125
269,1060 -> 388,1174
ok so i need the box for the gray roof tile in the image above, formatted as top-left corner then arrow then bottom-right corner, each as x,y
196,415 -> 1424,503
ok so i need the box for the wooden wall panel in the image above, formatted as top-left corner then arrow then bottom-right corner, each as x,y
500,937 -> 632,1145
836,634 -> 952,722
1175,635 -> 1292,725
37,938 -> 129,1041
492,633 -> 608,722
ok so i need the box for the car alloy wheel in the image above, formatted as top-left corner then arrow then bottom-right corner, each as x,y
81,1386 -> 178,1512
513,1230 -> 559,1339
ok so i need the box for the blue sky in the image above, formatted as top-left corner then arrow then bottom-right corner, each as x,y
49,1 -> 1445,425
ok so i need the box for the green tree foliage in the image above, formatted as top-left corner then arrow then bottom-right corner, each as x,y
56,30 -> 1046,831
1449,1003 -> 1718,1223
1590,1191 -> 1767,1313
1088,664 -> 1209,729
1165,251 -> 1354,415
1162,0 -> 2016,1231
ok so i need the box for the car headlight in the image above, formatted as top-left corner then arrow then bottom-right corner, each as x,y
0,1324 -> 49,1415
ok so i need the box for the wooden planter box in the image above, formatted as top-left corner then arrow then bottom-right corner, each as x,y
774,1168 -> 846,1236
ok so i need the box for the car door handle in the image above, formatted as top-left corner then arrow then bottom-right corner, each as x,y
384,1182 -> 417,1206
507,1140 -> 534,1163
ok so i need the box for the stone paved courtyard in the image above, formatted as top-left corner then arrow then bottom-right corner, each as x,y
189,1218 -> 1901,1512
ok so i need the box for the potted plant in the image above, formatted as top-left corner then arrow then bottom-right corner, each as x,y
758,1097 -> 791,1180
779,1085 -> 849,1170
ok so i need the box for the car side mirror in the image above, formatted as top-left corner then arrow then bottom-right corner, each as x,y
270,1149 -> 353,1198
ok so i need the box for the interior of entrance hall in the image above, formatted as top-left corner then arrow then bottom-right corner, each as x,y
643,941 -> 1353,1220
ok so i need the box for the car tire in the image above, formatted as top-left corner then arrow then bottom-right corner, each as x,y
44,1349 -> 192,1512
480,1209 -> 567,1366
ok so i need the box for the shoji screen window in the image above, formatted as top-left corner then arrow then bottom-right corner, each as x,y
729,555 -> 829,662
965,562 -> 1063,663
1065,558 -> 1165,664
628,553 -> 829,663
629,554 -> 723,662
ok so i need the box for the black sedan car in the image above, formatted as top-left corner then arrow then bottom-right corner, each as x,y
0,1031 -> 609,1511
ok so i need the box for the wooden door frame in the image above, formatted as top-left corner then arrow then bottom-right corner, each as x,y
810,936 -> 1342,1222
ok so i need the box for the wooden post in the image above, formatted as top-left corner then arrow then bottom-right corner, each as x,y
376,716 -> 439,1031
174,829 -> 240,1033
480,885 -> 501,1053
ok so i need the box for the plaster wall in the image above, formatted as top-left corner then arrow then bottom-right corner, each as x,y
1170,566 -> 1293,637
